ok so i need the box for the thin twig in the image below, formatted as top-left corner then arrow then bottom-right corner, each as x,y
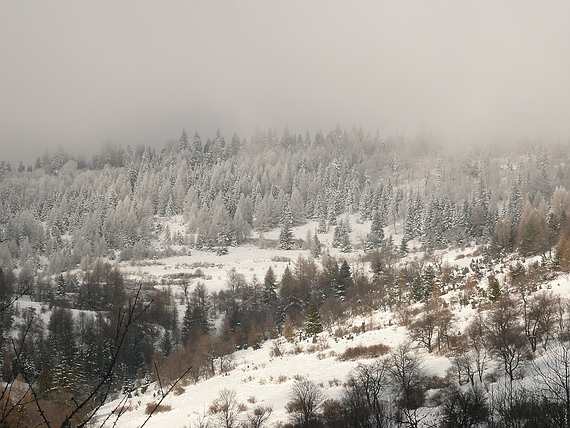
0,285 -> 31,313
138,365 -> 193,428
70,285 -> 152,428
27,382 -> 51,428
153,362 -> 164,397
95,392 -> 129,428
1,318 -> 34,421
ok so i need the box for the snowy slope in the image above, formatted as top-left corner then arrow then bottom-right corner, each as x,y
95,217 -> 570,428
92,218 -> 472,427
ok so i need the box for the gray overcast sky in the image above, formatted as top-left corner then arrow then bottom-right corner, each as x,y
2,1 -> 570,162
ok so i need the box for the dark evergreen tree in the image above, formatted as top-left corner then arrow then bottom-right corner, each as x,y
311,233 -> 322,259
262,267 -> 278,310
181,283 -> 212,344
278,203 -> 295,250
336,260 -> 354,300
365,209 -> 385,252
332,220 -> 352,251
159,330 -> 174,357
56,273 -> 66,296
305,301 -> 323,336
181,303 -> 193,344
47,307 -> 79,395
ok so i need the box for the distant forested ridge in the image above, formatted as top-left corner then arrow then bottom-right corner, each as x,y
1,128 -> 569,273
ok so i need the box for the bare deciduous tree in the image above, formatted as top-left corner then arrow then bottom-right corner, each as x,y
439,386 -> 489,428
466,311 -> 489,384
387,343 -> 427,427
532,338 -> 570,427
343,359 -> 391,428
408,298 -> 455,353
286,379 -> 324,427
522,291 -> 559,352
484,294 -> 530,384
244,404 -> 273,428
208,388 -> 244,428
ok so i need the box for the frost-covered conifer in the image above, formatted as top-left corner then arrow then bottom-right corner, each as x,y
311,233 -> 322,259
365,209 -> 385,252
278,204 -> 295,250
336,260 -> 353,299
178,129 -> 189,151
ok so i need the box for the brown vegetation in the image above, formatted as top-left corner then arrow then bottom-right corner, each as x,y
338,343 -> 390,361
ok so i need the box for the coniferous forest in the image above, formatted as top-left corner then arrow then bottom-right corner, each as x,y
3,128 -> 570,426
4,1 -> 570,426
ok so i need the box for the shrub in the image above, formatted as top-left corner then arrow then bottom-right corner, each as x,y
338,343 -> 390,361
145,402 -> 172,415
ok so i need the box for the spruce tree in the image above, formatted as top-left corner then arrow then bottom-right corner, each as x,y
336,260 -> 354,299
400,237 -> 409,255
178,129 -> 189,151
317,215 -> 328,234
262,267 -> 278,309
327,204 -> 337,227
305,301 -> 323,336
182,283 -> 212,338
370,209 -> 385,240
339,224 -> 352,253
159,330 -> 174,357
311,233 -> 322,259
56,273 -> 66,296
332,224 -> 342,248
278,204 -> 295,250
192,132 -> 202,151
316,196 -> 328,233
181,302 -> 194,344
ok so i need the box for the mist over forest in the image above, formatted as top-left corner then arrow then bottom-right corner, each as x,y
3,1 -> 570,427
2,1 -> 570,162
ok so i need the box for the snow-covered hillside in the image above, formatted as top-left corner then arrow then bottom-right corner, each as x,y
90,219 -> 537,428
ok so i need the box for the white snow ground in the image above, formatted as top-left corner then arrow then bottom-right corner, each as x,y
93,217 -> 570,427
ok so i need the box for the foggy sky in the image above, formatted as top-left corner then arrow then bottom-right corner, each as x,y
2,1 -> 570,163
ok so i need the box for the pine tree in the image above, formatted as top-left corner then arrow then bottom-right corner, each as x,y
507,175 -> 523,224
317,215 -> 328,234
400,238 -> 409,255
359,179 -> 373,221
316,196 -> 328,233
159,330 -> 174,357
339,227 -> 352,253
181,285 -> 211,344
336,260 -> 354,299
278,204 -> 295,250
178,129 -> 189,151
422,265 -> 437,297
332,224 -> 342,248
262,267 -> 278,309
305,301 -> 323,337
311,233 -> 322,259
56,273 -> 66,296
290,188 -> 306,226
181,302 -> 193,344
370,209 -> 385,240
327,204 -> 337,227
192,132 -> 202,151
411,275 -> 426,302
